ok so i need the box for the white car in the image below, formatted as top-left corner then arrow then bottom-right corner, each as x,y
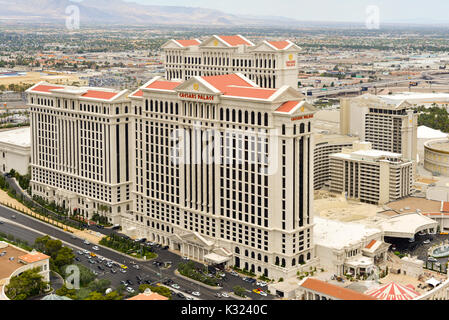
256,281 -> 267,287
221,292 -> 229,298
120,269 -> 127,273
182,256 -> 190,261
428,257 -> 438,262
82,249 -> 89,254
133,265 -> 140,269
230,271 -> 239,276
171,284 -> 180,289
191,291 -> 201,296
423,239 -> 431,244
84,240 -> 90,245
259,291 -> 267,297
126,287 -> 135,293
92,246 -> 100,251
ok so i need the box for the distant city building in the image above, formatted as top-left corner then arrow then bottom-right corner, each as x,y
340,94 -> 418,162
313,133 -> 359,190
0,127 -> 31,175
26,82 -> 132,224
127,73 -> 316,279
161,35 -> 301,89
329,141 -> 414,205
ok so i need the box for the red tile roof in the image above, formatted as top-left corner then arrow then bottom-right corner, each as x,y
276,101 -> 301,113
131,90 -> 143,97
301,278 -> 377,300
365,240 -> 377,249
201,74 -> 254,91
200,74 -> 276,99
81,90 -> 119,100
31,84 -> 64,93
224,86 -> 276,99
126,292 -> 169,300
18,251 -> 50,264
146,80 -> 180,91
217,35 -> 252,46
268,40 -> 291,50
442,202 -> 449,212
175,39 -> 201,47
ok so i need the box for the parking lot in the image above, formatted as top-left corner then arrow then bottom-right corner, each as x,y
385,232 -> 449,273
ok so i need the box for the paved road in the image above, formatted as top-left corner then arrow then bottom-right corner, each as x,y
0,205 -> 273,300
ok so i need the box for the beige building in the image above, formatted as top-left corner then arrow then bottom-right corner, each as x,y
26,82 -> 133,224
0,241 -> 50,300
340,94 -> 418,162
0,127 -> 31,175
126,73 -> 316,279
329,141 -> 414,205
313,133 -> 359,190
162,35 -> 301,89
424,139 -> 449,176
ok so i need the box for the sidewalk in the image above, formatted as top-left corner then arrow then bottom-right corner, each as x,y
0,188 -> 75,232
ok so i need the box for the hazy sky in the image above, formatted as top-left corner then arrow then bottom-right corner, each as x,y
122,0 -> 449,23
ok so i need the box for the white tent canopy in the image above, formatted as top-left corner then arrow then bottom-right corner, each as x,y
426,278 -> 441,287
379,213 -> 438,239
204,253 -> 231,264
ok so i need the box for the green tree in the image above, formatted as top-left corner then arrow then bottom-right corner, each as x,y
55,285 -> 77,300
53,246 -> 75,269
5,268 -> 49,300
233,285 -> 247,298
87,279 -> 111,293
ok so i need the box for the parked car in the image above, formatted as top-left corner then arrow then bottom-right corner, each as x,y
230,271 -> 239,277
221,292 -> 229,298
75,257 -> 81,262
97,265 -> 105,271
126,287 -> 135,293
177,292 -> 186,299
423,239 -> 431,244
171,284 -> 180,289
191,291 -> 201,296
110,269 -> 117,274
84,240 -> 90,245
133,264 -> 140,270
428,257 -> 438,262
182,256 -> 189,261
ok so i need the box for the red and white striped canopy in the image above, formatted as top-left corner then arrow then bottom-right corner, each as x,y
365,282 -> 420,300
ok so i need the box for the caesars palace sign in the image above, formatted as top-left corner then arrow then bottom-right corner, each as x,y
178,83 -> 218,102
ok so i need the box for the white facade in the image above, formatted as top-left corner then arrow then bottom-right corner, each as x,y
26,82 -> 133,224
340,94 -> 418,162
0,127 -> 31,175
162,35 -> 301,89
329,142 -> 414,205
125,73 -> 316,279
313,133 -> 359,190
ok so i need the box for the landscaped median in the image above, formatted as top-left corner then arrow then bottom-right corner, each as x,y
99,233 -> 157,260
176,261 -> 221,288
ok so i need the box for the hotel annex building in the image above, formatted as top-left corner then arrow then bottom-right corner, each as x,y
162,35 -> 301,89
27,72 -> 316,279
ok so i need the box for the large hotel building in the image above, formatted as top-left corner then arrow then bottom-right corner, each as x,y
329,142 -> 414,205
27,83 -> 133,225
162,35 -> 301,89
340,94 -> 418,162
27,70 -> 316,278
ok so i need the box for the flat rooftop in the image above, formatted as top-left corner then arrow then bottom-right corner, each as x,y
0,243 -> 27,280
386,197 -> 441,214
314,217 -> 381,250
0,127 -> 30,148
426,140 -> 449,152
